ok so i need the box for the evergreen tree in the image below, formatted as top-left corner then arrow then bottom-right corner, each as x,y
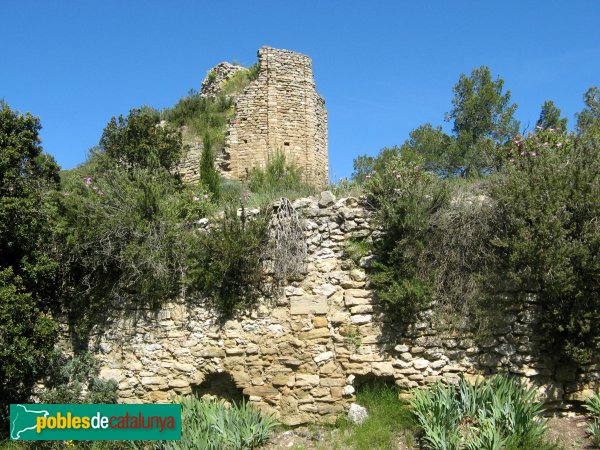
576,87 -> 600,135
536,100 -> 568,131
200,133 -> 221,199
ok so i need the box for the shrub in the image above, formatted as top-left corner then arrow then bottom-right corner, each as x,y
410,374 -> 549,450
584,390 -> 600,447
488,128 -> 600,364
186,207 -> 269,316
57,164 -> 189,335
40,352 -> 118,404
219,67 -> 257,96
0,102 -> 60,436
0,269 -> 57,434
364,156 -> 449,320
99,108 -> 183,172
163,396 -> 277,450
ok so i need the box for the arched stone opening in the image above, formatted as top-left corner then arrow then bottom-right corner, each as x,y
191,372 -> 249,404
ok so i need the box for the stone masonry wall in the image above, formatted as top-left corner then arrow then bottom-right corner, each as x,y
177,47 -> 328,189
223,47 -> 328,188
91,193 -> 599,425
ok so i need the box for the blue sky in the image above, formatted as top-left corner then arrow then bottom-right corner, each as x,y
2,1 -> 599,178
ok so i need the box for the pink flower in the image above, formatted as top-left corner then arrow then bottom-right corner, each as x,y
556,142 -> 562,147
193,196 -> 200,201
543,142 -> 548,147
395,174 -> 401,179
536,125 -> 542,130
549,127 -> 554,132
520,152 -> 526,156
204,194 -> 209,200
84,177 -> 92,187
509,158 -> 515,163
366,175 -> 371,179
92,186 -> 97,190
63,192 -> 70,196
98,191 -> 104,196
531,152 -> 537,157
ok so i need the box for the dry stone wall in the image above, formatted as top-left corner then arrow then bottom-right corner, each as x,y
91,193 -> 599,425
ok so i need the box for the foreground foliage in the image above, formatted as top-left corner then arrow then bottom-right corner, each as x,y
410,375 -> 550,450
186,207 -> 269,316
337,383 -> 415,450
584,390 -> 600,447
0,102 -> 60,435
363,125 -> 600,363
162,396 -> 277,450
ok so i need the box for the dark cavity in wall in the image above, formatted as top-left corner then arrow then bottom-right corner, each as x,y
353,373 -> 396,391
192,372 -> 249,404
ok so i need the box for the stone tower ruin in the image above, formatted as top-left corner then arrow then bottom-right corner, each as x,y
179,46 -> 328,189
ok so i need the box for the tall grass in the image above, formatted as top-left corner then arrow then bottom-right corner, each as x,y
166,92 -> 234,148
410,374 -> 552,450
244,151 -> 316,208
337,383 -> 415,450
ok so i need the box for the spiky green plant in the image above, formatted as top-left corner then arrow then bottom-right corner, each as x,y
410,374 -> 549,450
163,396 -> 278,450
583,390 -> 600,446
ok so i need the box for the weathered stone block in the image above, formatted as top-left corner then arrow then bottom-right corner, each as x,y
291,295 -> 328,315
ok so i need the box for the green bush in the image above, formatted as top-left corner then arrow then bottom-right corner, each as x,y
186,207 -> 269,316
163,396 -> 277,450
0,269 -> 57,434
40,352 -> 118,404
584,390 -> 600,447
57,164 -> 190,335
99,108 -> 183,172
0,102 -> 60,436
488,128 -> 600,364
364,156 -> 449,320
219,67 -> 258,96
410,375 -> 550,450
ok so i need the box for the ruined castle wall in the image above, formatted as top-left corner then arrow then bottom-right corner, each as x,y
90,194 -> 598,425
224,47 -> 328,188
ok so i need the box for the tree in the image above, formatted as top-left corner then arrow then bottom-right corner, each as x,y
536,100 -> 568,131
99,108 -> 183,172
363,66 -> 519,179
399,124 -> 455,175
445,66 -> 519,176
352,147 -> 403,182
0,102 -> 60,433
200,133 -> 221,199
576,87 -> 600,135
